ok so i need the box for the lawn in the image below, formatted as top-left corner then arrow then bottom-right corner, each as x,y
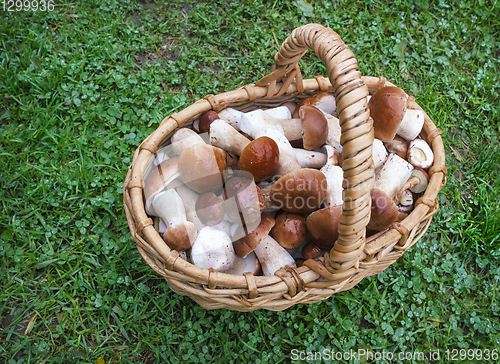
1,0 -> 499,363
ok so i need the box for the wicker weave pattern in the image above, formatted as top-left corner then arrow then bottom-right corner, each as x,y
123,24 -> 446,311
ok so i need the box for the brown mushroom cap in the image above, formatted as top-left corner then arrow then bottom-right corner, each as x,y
223,175 -> 264,225
143,157 -> 180,215
271,213 -> 307,249
198,110 -> 220,134
271,168 -> 327,214
299,105 -> 329,150
384,135 -> 408,159
239,136 -> 280,182
177,144 -> 227,193
162,221 -> 197,251
368,86 -> 408,142
302,240 -> 326,260
195,192 -> 225,226
367,188 -> 399,231
233,213 -> 275,257
292,93 -> 336,118
305,205 -> 342,250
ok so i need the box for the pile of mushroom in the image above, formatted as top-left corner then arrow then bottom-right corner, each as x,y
142,87 -> 435,276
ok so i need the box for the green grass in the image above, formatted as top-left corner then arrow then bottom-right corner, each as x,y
1,0 -> 499,363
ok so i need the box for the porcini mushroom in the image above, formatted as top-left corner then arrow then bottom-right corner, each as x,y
151,189 -> 197,251
367,188 -> 399,231
407,138 -> 434,169
239,109 -> 303,141
292,92 -> 337,118
177,143 -> 227,193
209,119 -> 251,156
384,135 -> 408,159
299,105 -> 329,150
195,110 -> 220,134
242,251 -> 261,275
302,240 -> 326,260
368,86 -> 424,142
253,235 -> 297,276
233,213 -> 275,257
195,192 -> 225,226
263,105 -> 292,119
143,157 -> 181,215
239,136 -> 280,182
305,205 -> 343,249
397,189 -> 414,213
393,168 -> 429,207
223,175 -> 264,226
271,213 -> 307,250
170,128 -> 206,156
174,183 -> 205,231
373,153 -> 414,199
293,148 -> 327,169
270,168 -> 327,213
190,226 -> 245,275
257,181 -> 281,212
320,145 -> 343,207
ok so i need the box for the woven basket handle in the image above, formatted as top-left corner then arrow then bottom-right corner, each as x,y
256,24 -> 374,281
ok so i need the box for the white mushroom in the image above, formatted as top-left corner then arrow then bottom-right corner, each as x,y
407,138 -> 434,169
151,189 -> 197,250
190,226 -> 245,275
239,109 -> 302,141
253,235 -> 296,276
372,138 -> 389,171
174,184 -> 205,231
324,112 -> 342,153
373,153 -> 414,199
263,105 -> 292,119
320,145 -> 343,207
397,108 -> 425,141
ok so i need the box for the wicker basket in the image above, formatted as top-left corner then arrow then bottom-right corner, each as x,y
123,24 -> 447,311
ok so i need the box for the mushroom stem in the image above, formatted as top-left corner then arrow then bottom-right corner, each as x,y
373,153 -> 414,199
210,119 -> 251,156
372,138 -> 388,170
320,145 -> 343,207
239,109 -> 303,140
397,108 -> 425,141
217,108 -> 244,130
174,184 -> 206,231
253,235 -> 296,276
293,148 -> 327,169
263,105 -> 292,120
324,112 -> 342,153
